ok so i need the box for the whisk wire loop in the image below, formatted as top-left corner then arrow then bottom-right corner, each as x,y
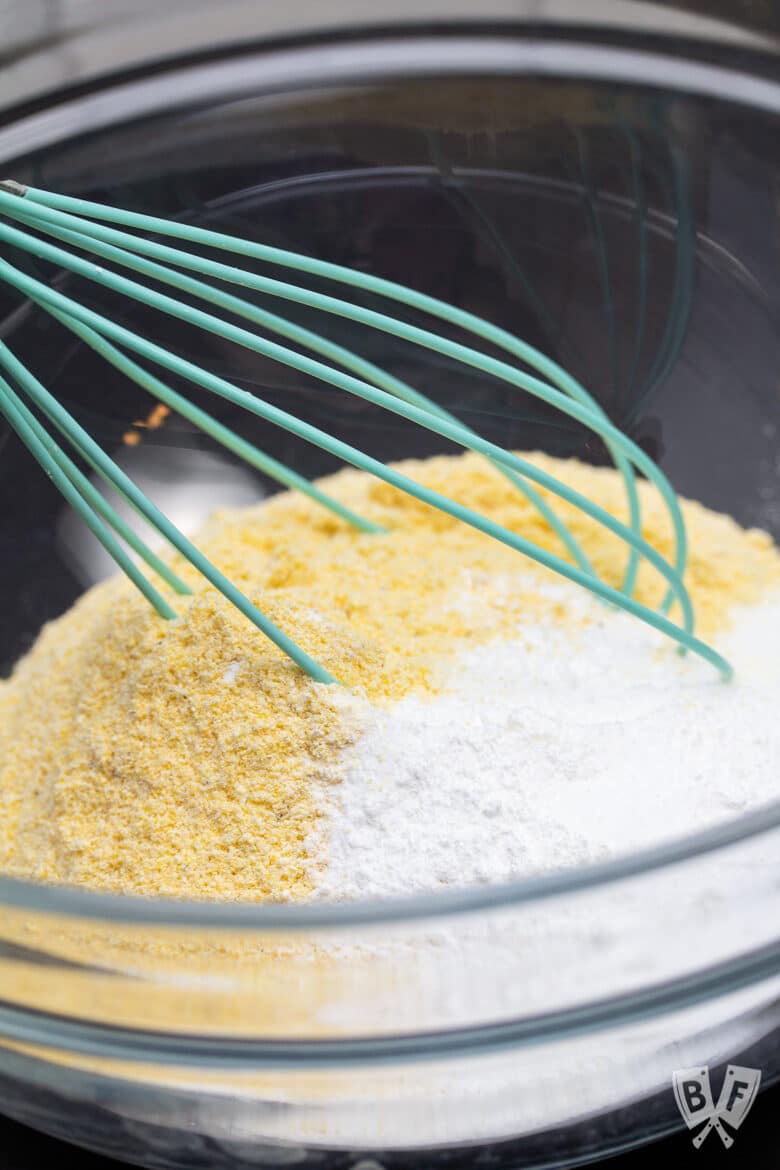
0,253 -> 697,637
0,214 -> 688,620
1,187 -> 650,592
0,184 -> 733,681
0,196 -> 607,578
5,200 -> 592,574
0,260 -> 734,680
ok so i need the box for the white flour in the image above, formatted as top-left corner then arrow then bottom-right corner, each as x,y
314,581 -> 780,900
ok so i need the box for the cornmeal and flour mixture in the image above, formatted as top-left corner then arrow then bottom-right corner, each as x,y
1,451 -> 779,902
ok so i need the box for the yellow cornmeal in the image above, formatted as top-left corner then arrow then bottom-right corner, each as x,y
1,451 -> 779,903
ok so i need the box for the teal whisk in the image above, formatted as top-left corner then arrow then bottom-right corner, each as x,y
0,179 -> 731,682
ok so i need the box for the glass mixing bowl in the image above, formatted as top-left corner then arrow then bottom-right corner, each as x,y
0,3 -> 779,1167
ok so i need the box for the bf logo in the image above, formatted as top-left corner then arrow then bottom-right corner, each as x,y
672,1065 -> 761,1148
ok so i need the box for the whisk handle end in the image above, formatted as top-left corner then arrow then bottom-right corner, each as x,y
0,180 -> 28,197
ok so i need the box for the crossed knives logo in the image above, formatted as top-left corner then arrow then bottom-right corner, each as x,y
672,1065 -> 761,1149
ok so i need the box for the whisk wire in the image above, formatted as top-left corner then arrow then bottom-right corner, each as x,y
2,261 -> 734,685
0,253 -> 697,638
0,183 -> 733,680
0,370 -> 181,618
1,186 -> 648,592
0,205 -> 686,615
0,335 -> 338,684
0,196 -> 603,578
11,202 -> 593,573
423,139 -> 643,597
47,306 -> 384,536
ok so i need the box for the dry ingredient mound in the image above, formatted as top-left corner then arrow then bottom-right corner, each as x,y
1,451 -> 779,901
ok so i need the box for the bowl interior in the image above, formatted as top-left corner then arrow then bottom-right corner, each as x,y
0,65 -> 778,675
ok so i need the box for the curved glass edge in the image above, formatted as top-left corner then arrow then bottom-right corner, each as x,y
0,797 -> 779,928
0,36 -> 780,168
1,934 -> 779,1064
1,0 -> 776,114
